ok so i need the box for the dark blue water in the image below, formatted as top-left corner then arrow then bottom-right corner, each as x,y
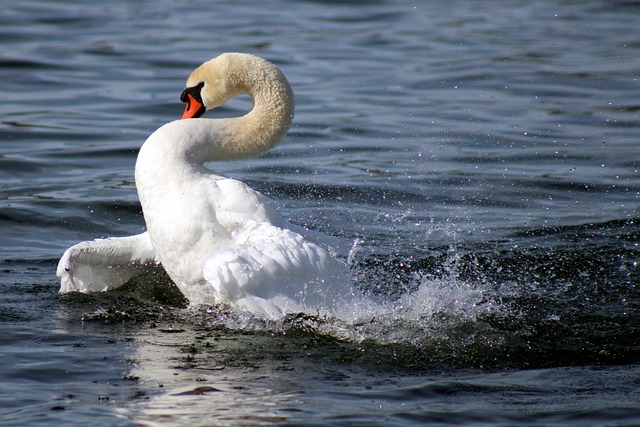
2,0 -> 640,425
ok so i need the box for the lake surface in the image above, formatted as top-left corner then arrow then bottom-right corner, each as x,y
2,0 -> 640,425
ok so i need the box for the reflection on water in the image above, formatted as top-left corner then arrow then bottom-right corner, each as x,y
122,327 -> 307,426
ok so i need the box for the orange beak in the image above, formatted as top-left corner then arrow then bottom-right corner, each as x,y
181,93 -> 205,119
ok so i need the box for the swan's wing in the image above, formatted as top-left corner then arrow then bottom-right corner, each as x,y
202,222 -> 355,319
214,178 -> 349,254
57,231 -> 158,293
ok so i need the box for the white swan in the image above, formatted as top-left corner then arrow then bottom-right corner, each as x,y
57,53 -> 355,319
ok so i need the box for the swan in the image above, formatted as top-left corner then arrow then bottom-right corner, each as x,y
57,53 -> 355,319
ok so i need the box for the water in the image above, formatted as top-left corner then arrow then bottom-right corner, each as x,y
2,0 -> 640,425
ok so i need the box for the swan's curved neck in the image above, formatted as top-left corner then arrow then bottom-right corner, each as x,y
213,70 -> 294,161
139,55 -> 294,177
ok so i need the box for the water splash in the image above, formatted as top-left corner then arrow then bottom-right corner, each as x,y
346,237 -> 362,268
233,217 -> 498,346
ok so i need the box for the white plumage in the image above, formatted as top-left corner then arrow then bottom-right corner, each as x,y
58,53 -> 356,319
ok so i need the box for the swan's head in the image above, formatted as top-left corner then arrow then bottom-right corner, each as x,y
180,57 -> 227,120
180,53 -> 253,120
180,53 -> 293,122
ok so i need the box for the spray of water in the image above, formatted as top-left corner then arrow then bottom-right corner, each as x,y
187,218 -> 497,349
